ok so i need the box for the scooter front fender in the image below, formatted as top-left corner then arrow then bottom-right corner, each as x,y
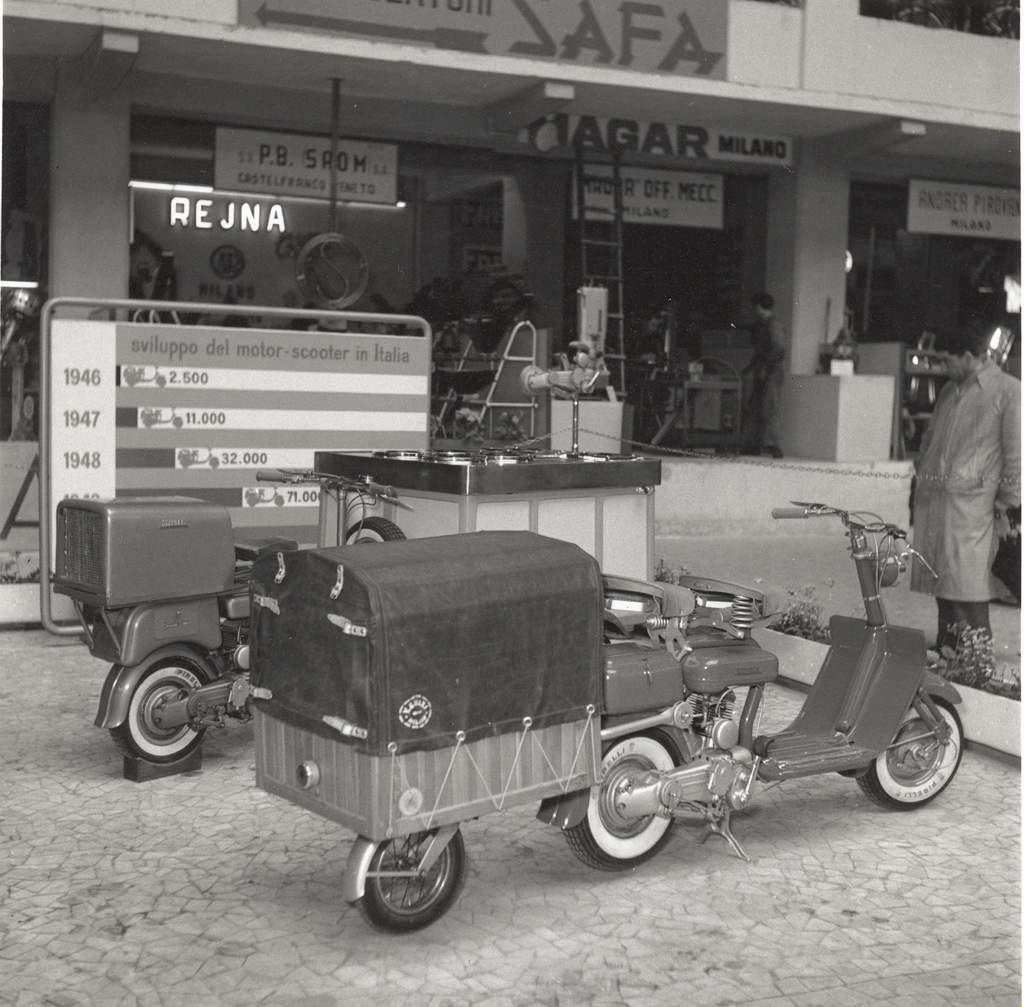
342,836 -> 378,903
922,669 -> 961,706
94,644 -> 212,730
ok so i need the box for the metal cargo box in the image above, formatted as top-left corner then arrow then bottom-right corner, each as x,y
250,531 -> 604,840
54,496 -> 235,607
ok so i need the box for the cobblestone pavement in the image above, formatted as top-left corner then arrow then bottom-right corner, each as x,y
1,629 -> 1020,1007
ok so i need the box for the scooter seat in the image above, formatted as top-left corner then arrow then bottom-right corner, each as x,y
234,537 -> 299,563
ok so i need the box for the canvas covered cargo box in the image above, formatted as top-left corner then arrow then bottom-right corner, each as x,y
250,531 -> 604,839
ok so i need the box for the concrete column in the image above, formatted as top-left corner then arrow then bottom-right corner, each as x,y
766,140 -> 851,374
49,59 -> 132,300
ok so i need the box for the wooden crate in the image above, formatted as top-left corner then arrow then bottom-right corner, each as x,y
254,708 -> 600,840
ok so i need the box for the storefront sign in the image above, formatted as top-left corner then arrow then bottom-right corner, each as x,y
908,180 -> 1020,241
214,127 -> 398,204
576,166 -> 723,229
169,196 -> 287,233
238,0 -> 727,80
524,113 -> 793,168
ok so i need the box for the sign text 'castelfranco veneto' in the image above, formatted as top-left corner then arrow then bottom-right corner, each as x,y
238,0 -> 727,79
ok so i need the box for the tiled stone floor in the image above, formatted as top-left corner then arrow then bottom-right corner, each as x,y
1,629 -> 1020,1007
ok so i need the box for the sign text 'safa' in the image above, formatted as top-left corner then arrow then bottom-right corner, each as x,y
238,1 -> 727,79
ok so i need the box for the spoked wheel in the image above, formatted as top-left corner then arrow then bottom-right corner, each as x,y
564,730 -> 680,871
109,657 -> 211,762
858,700 -> 964,809
357,828 -> 466,933
345,517 -> 405,544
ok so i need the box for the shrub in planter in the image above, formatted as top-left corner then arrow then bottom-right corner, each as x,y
765,584 -> 831,644
933,622 -> 1021,701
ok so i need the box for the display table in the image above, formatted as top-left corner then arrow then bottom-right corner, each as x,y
780,375 -> 895,462
314,448 -> 661,580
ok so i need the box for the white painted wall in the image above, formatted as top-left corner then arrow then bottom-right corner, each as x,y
7,0 -> 1019,123
49,60 -> 132,299
801,0 -> 1019,118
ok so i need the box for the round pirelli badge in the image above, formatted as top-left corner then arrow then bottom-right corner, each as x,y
398,694 -> 432,730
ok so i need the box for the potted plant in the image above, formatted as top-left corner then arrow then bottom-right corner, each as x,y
931,624 -> 1020,758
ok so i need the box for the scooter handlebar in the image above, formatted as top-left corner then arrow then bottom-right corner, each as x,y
771,506 -> 810,519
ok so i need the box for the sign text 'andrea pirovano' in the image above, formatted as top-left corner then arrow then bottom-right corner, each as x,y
238,0 -> 727,79
908,180 -> 1020,241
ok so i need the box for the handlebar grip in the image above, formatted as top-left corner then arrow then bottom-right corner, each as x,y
771,507 -> 808,519
255,469 -> 286,482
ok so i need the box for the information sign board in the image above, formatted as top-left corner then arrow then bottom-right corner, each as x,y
908,180 -> 1020,241
215,127 -> 399,204
48,319 -> 430,557
574,166 -> 723,229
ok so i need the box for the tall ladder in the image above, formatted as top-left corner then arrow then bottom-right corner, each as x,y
574,145 -> 626,393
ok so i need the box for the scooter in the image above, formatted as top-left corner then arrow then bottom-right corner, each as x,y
542,500 -> 962,871
53,469 -> 407,766
330,502 -> 963,931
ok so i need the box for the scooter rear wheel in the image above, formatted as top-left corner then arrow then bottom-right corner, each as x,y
357,828 -> 466,933
109,657 -> 211,763
857,700 -> 964,809
564,730 -> 680,871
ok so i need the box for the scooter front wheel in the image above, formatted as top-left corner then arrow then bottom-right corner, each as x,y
858,700 -> 964,809
356,829 -> 466,933
564,730 -> 680,871
345,517 -> 405,544
109,657 -> 211,763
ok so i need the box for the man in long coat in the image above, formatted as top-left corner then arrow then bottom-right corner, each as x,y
911,320 -> 1021,649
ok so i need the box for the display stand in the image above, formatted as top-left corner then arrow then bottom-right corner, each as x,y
122,747 -> 203,782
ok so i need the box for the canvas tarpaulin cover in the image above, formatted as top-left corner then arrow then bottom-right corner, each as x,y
250,531 -> 604,756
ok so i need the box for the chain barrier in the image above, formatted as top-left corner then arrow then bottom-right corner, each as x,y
511,424 -> 1020,491
513,424 -> 912,481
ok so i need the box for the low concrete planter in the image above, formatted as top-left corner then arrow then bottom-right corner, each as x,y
753,627 -> 1020,759
957,685 -> 1021,758
752,627 -> 828,688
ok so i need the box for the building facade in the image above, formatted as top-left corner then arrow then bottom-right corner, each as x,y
4,0 -> 1019,364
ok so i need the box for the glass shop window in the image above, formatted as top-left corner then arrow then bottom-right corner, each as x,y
1,101 -> 49,441
848,179 -> 1021,368
128,116 -> 556,337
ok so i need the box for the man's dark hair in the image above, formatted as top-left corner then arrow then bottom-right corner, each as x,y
940,318 -> 995,357
751,292 -> 774,311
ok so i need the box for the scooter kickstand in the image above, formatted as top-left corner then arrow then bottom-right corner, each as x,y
699,806 -> 750,862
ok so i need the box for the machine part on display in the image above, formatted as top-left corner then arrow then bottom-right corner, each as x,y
563,730 -> 681,871
0,287 -> 41,360
576,285 -> 608,361
355,826 -> 466,933
294,232 -> 370,310
988,325 -> 1016,368
857,700 -> 963,809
